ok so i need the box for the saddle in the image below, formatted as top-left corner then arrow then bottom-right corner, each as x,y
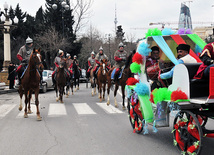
111,67 -> 124,80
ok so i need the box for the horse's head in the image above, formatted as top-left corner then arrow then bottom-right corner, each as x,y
125,50 -> 136,68
31,48 -> 44,72
100,59 -> 108,75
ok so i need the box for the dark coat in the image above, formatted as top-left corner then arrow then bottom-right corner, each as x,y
8,65 -> 16,80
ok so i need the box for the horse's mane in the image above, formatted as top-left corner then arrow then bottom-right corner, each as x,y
125,50 -> 136,69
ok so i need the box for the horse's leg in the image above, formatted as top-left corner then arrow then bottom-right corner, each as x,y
99,82 -> 102,102
74,78 -> 77,92
18,85 -> 23,111
103,82 -> 106,101
35,88 -> 42,121
114,84 -> 119,108
91,77 -> 94,96
121,84 -> 126,110
56,85 -> 59,102
27,90 -> 33,114
71,80 -> 74,95
77,78 -> 79,90
60,87 -> 64,103
107,76 -> 111,106
94,78 -> 97,95
24,90 -> 28,118
66,84 -> 69,98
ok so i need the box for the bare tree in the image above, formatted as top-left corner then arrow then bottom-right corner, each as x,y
35,26 -> 70,67
71,0 -> 93,35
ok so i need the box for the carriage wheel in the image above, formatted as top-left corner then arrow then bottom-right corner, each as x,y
127,98 -> 144,134
173,110 -> 203,155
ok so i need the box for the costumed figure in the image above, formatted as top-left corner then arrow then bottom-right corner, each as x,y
146,46 -> 160,68
93,46 -> 110,77
194,42 -> 214,79
113,42 -> 128,81
52,49 -> 68,86
87,51 -> 95,78
16,37 -> 36,85
160,44 -> 197,80
72,55 -> 82,74
66,53 -> 73,78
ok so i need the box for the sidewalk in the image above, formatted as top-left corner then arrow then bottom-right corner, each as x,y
0,85 -> 17,95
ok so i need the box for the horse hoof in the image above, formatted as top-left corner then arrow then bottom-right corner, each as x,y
24,114 -> 28,118
37,116 -> 42,121
107,101 -> 110,106
77,87 -> 79,90
115,104 -> 118,108
18,106 -> 22,111
122,106 -> 126,110
60,101 -> 64,103
72,92 -> 74,95
27,110 -> 32,114
66,95 -> 68,98
56,98 -> 59,102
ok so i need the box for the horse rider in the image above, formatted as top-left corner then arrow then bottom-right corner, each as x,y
113,42 -> 128,81
52,49 -> 69,86
66,53 -> 73,78
87,51 -> 95,78
16,36 -> 36,85
93,46 -> 110,77
72,55 -> 82,74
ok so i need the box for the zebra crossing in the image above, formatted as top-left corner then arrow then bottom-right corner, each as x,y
0,101 -> 126,119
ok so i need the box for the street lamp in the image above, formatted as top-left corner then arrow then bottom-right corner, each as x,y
105,34 -> 112,63
0,2 -> 19,72
52,0 -> 69,38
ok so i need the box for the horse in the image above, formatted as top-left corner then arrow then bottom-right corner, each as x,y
72,61 -> 80,91
65,74 -> 74,97
97,59 -> 108,102
106,50 -> 135,109
18,48 -> 44,121
55,60 -> 67,103
90,65 -> 97,96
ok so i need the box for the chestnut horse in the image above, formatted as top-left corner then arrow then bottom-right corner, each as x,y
97,59 -> 108,102
55,60 -> 67,103
106,50 -> 135,109
18,48 -> 44,121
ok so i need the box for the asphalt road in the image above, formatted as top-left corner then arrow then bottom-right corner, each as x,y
0,83 -> 213,155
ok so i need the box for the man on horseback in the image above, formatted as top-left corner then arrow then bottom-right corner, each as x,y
66,53 -> 73,78
87,51 -> 95,78
93,46 -> 110,77
16,37 -> 35,85
113,42 -> 128,82
52,49 -> 69,86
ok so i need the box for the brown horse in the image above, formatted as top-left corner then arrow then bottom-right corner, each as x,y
55,60 -> 67,103
97,59 -> 108,102
18,48 -> 44,121
106,50 -> 135,109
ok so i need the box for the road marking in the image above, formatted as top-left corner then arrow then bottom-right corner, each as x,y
48,103 -> 67,117
73,103 -> 96,115
0,104 -> 16,118
96,103 -> 123,114
16,104 -> 38,118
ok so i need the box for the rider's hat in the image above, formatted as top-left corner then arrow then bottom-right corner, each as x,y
26,36 -> 33,44
176,44 -> 190,53
99,46 -> 103,51
58,49 -> 64,55
91,51 -> 95,55
66,53 -> 70,57
118,42 -> 124,48
151,46 -> 159,52
74,55 -> 77,58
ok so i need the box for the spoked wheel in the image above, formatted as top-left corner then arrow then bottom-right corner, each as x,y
173,110 -> 203,155
127,97 -> 144,134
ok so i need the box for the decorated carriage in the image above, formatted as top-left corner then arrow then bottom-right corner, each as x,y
126,28 -> 214,155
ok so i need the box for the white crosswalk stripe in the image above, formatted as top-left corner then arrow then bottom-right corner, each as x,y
96,103 -> 124,114
48,103 -> 67,117
0,102 -> 125,119
73,103 -> 96,115
0,104 -> 16,119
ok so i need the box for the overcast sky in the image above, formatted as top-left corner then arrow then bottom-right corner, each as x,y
1,0 -> 214,41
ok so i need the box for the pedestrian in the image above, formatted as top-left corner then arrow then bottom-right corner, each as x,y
7,62 -> 16,89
